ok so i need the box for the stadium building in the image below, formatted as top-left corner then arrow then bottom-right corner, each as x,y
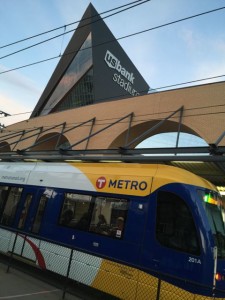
31,3 -> 149,117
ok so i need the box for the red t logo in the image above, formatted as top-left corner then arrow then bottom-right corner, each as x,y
96,177 -> 107,189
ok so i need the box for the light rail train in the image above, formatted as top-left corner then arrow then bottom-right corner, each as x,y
0,161 -> 225,299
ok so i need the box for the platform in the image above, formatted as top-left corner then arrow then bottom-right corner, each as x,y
0,261 -> 81,300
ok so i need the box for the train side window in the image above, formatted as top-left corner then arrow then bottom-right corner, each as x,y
32,194 -> 48,234
89,197 -> 129,239
18,194 -> 33,230
0,187 -> 23,227
0,186 -> 9,220
156,191 -> 200,255
59,193 -> 92,231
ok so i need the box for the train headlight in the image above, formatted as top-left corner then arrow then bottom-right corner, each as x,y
215,273 -> 225,281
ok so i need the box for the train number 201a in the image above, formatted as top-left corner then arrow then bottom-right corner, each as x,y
188,257 -> 201,264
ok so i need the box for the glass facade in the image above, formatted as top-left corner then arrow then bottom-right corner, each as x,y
53,68 -> 94,112
41,33 -> 93,115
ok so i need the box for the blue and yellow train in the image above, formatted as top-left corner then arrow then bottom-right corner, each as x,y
0,161 -> 225,299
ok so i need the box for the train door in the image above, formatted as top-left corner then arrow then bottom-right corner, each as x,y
141,188 -> 205,290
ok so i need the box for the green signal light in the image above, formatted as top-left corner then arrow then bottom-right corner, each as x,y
204,194 -> 210,202
203,194 -> 217,205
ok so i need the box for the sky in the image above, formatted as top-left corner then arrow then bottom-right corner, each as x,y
0,0 -> 225,147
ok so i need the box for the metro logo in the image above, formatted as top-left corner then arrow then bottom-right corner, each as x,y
96,176 -> 149,196
96,177 -> 107,189
104,50 -> 135,84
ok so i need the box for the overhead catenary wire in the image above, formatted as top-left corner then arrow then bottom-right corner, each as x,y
0,0 -> 150,60
0,4 -> 224,126
0,5 -> 225,75
149,74 -> 225,92
0,0 -> 146,50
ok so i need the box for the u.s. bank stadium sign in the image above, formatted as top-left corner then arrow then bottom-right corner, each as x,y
104,50 -> 140,97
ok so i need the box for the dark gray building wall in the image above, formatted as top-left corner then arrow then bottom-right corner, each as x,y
92,10 -> 149,103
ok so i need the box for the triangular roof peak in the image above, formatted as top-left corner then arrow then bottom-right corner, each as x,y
31,3 -> 149,117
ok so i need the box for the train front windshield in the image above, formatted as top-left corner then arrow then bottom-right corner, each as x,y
199,190 -> 225,258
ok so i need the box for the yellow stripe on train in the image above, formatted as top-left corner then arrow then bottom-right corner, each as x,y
92,258 -> 210,300
71,162 -> 217,197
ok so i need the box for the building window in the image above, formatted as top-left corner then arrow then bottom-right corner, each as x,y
156,191 -> 200,255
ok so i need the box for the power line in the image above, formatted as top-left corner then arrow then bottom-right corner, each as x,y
150,74 -> 225,92
0,0 -> 146,50
0,4 -> 224,125
0,5 -> 224,75
0,55 -> 60,74
116,5 -> 225,41
0,0 -> 150,60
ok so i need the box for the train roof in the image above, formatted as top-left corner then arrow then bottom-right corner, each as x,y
0,162 -> 217,196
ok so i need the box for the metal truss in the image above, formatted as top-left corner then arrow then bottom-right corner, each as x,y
0,146 -> 224,163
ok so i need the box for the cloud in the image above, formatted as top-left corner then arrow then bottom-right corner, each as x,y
0,65 -> 41,125
181,29 -> 195,48
176,26 -> 225,84
214,38 -> 225,52
179,28 -> 204,52
0,64 -> 41,95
